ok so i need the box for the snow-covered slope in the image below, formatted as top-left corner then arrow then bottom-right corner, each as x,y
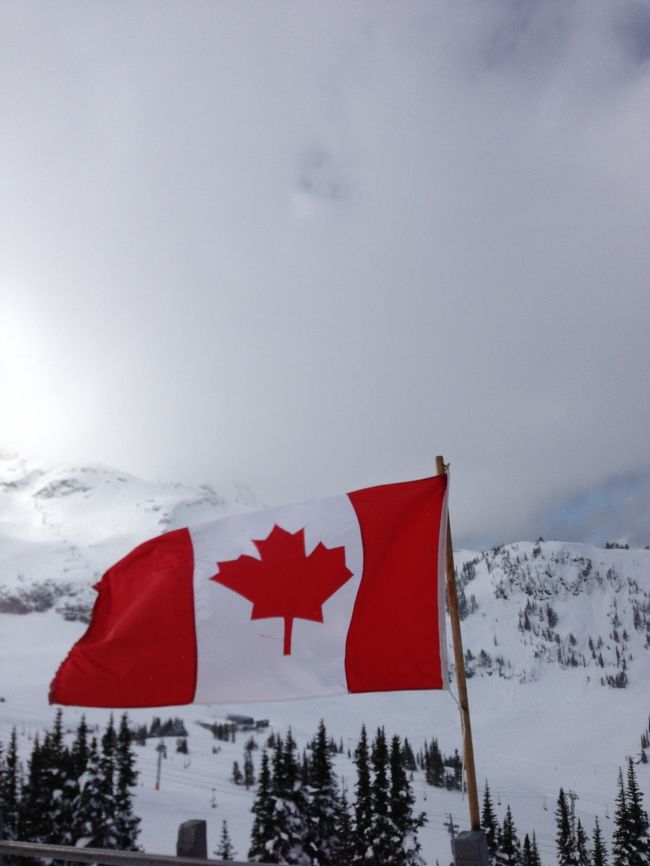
1,451 -> 649,865
0,451 -> 257,617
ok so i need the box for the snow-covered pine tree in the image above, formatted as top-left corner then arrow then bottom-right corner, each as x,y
17,734 -> 49,843
73,736 -> 107,847
0,728 -> 20,841
592,817 -> 608,866
262,731 -> 308,864
576,819 -> 590,866
556,788 -> 574,866
368,726 -> 399,866
447,749 -> 463,791
353,725 -> 373,866
332,786 -> 356,866
612,768 -> 631,866
45,709 -> 77,846
424,739 -> 445,787
97,716 -> 119,848
248,750 -> 274,862
389,734 -> 425,866
304,720 -> 339,866
243,750 -> 255,789
623,758 -> 649,866
482,781 -> 500,864
114,714 -> 140,851
530,832 -> 542,866
215,820 -> 235,861
494,804 -> 521,866
282,729 -> 309,865
70,716 -> 89,779
522,834 -> 533,866
402,738 -> 416,773
299,749 -> 310,786
19,716 -> 74,846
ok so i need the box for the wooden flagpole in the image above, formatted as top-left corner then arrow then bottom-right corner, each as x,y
436,455 -> 481,832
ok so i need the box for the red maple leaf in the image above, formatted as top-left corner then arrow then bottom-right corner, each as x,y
210,524 -> 353,655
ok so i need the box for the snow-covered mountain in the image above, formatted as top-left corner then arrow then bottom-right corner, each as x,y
1,451 -> 649,865
0,451 -> 258,619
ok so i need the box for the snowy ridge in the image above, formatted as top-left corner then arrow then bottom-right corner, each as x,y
454,543 -> 650,688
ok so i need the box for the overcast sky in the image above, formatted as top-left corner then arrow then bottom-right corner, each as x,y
1,0 -> 649,548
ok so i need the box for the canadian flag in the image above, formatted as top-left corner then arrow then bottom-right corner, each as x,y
50,474 -> 449,707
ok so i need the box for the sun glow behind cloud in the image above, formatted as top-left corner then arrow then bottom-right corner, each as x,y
0,291 -> 103,456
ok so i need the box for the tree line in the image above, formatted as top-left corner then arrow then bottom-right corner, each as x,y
0,710 -> 140,856
480,757 -> 649,866
248,720 -> 425,866
131,715 -> 188,744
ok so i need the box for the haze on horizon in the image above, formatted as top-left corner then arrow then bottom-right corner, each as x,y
1,0 -> 649,549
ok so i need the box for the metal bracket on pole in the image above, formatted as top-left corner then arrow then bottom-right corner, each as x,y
453,830 -> 489,866
176,821 -> 207,860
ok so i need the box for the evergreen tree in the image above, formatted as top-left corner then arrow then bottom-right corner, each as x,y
482,781 -> 500,863
249,750 -> 274,862
18,734 -> 50,843
530,833 -> 542,866
262,731 -> 308,864
114,714 -> 140,851
402,739 -> 417,772
576,819 -> 591,866
215,820 -> 235,861
332,787 -> 356,866
389,735 -> 425,866
73,736 -> 107,847
231,761 -> 243,785
353,725 -> 373,866
522,834 -> 533,866
97,716 -> 119,848
304,720 -> 339,866
18,716 -> 75,847
612,769 -> 630,866
45,710 -> 77,846
624,758 -> 649,866
556,788 -> 574,866
447,749 -> 463,791
299,750 -> 310,786
0,728 -> 21,841
243,750 -> 255,789
424,739 -> 445,787
70,716 -> 89,778
592,818 -> 608,866
281,729 -> 309,864
368,727 -> 397,865
494,804 -> 521,866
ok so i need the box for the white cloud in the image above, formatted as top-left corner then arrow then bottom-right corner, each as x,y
1,0 -> 648,545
